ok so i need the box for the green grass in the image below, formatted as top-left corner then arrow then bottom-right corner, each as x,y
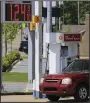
2,72 -> 28,82
21,55 -> 28,59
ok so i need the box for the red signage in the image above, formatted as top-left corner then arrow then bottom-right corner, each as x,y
5,3 -> 32,21
64,34 -> 81,42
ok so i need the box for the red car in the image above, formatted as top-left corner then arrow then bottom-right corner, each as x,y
40,59 -> 89,102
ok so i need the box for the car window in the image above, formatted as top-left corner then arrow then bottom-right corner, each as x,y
82,61 -> 89,71
65,60 -> 83,72
72,60 -> 83,71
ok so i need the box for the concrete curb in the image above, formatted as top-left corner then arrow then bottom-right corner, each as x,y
1,92 -> 33,96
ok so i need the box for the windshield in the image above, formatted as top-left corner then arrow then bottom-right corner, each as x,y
63,60 -> 89,72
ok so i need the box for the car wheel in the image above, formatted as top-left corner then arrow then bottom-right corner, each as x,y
74,84 -> 89,102
46,95 -> 60,101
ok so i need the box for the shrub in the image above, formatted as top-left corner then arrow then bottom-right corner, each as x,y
2,58 -> 10,72
2,50 -> 21,72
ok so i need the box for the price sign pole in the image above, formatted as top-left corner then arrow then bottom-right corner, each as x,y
34,1 -> 42,98
0,1 -> 3,92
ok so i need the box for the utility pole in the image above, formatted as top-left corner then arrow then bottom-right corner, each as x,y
77,0 -> 80,59
78,0 -> 80,25
0,0 -> 2,92
56,1 -> 59,31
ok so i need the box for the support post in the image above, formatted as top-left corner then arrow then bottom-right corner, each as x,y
0,0 -> 2,92
87,13 -> 90,103
35,1 -> 42,98
47,1 -> 52,33
26,1 -> 35,92
46,1 -> 52,74
49,43 -> 61,74
0,1 -> 3,92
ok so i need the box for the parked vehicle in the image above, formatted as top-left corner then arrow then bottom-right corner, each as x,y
19,41 -> 28,53
40,59 -> 89,102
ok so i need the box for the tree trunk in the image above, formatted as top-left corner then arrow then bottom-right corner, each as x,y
11,41 -> 12,52
5,39 -> 7,57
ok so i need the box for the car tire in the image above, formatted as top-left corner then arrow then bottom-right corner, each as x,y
74,84 -> 89,102
46,95 -> 60,101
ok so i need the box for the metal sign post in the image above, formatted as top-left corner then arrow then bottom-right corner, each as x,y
34,1 -> 42,98
0,0 -> 2,92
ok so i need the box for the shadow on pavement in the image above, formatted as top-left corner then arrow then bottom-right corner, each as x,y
1,92 -> 33,96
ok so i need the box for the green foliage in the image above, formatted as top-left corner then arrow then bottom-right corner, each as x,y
3,24 -> 19,42
2,50 -> 20,72
2,57 -> 10,72
60,1 -> 90,24
2,23 -> 19,55
2,23 -> 19,40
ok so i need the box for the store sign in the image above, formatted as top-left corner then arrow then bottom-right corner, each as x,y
5,3 -> 32,21
64,34 -> 81,42
56,33 -> 64,43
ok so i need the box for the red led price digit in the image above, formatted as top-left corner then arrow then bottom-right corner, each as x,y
10,4 -> 12,21
26,5 -> 31,21
14,4 -> 19,21
21,4 -> 26,21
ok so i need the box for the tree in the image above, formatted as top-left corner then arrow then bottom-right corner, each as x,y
7,24 -> 19,52
2,23 -> 19,56
60,1 -> 90,24
3,24 -> 10,56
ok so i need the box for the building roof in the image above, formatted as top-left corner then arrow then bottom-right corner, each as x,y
61,25 -> 86,33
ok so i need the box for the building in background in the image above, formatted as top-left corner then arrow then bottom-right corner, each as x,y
79,14 -> 89,59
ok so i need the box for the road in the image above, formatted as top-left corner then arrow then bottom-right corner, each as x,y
10,59 -> 28,73
1,95 -> 89,102
2,82 -> 29,92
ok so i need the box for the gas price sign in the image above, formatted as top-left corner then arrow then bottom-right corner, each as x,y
5,3 -> 32,21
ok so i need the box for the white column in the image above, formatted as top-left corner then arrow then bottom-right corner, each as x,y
43,19 -> 47,58
35,1 -> 42,98
49,43 -> 61,74
43,1 -> 47,58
